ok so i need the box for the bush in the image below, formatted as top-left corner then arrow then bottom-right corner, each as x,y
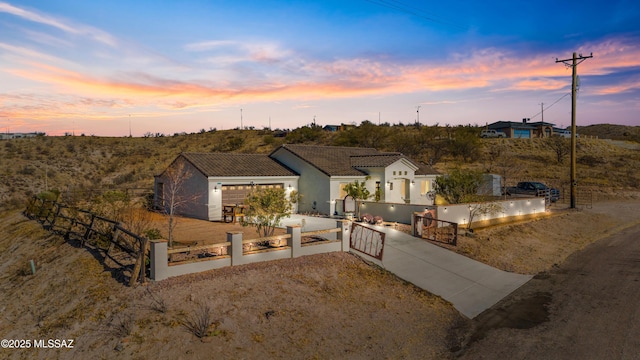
181,303 -> 214,338
144,228 -> 163,240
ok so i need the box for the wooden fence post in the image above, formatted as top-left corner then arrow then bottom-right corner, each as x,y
107,223 -> 121,256
129,235 -> 148,286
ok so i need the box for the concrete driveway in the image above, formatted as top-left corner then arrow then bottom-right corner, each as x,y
282,215 -> 532,319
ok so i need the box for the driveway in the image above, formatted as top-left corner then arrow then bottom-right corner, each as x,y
283,215 -> 533,318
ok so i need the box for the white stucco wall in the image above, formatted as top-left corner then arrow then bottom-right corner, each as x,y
435,198 -> 547,225
271,149 -> 331,214
330,176 -> 367,215
384,159 -> 418,204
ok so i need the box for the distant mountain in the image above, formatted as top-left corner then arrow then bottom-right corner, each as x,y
577,124 -> 640,142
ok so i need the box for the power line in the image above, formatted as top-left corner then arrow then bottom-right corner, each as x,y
556,52 -> 593,210
528,92 -> 571,120
364,0 -> 466,30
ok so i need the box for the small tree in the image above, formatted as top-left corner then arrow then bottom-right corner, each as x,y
160,159 -> 200,247
545,136 -> 570,164
434,168 -> 483,204
466,202 -> 504,233
343,179 -> 371,219
242,187 -> 293,237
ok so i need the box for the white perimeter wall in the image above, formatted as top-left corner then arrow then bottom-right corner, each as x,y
435,197 -> 548,226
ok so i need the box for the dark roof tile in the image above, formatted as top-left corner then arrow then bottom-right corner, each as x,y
181,153 -> 298,177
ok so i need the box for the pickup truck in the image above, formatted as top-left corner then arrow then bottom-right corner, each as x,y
504,181 -> 560,202
480,129 -> 506,138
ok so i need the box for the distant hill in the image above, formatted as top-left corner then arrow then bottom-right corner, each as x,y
1,124 -> 639,211
577,124 -> 640,141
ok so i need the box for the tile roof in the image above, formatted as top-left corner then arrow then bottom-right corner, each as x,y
273,144 -> 439,177
274,144 -> 383,176
180,153 -> 298,177
350,154 -> 405,168
414,162 -> 440,176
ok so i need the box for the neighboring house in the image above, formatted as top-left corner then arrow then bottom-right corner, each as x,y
487,120 -> 558,138
322,125 -> 341,132
0,132 -> 41,140
322,124 -> 355,132
155,144 -> 439,221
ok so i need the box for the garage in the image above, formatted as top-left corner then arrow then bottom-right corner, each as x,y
221,183 -> 284,204
513,129 -> 531,138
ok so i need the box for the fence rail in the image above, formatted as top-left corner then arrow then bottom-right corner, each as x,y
23,196 -> 148,286
151,222 -> 351,281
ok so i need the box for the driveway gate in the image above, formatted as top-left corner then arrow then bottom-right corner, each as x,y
350,222 -> 385,260
413,213 -> 458,246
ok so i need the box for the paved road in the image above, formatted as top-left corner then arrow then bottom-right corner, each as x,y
460,222 -> 640,359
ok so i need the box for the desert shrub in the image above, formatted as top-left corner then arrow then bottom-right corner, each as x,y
110,313 -> 135,337
181,303 -> 214,338
113,171 -> 136,185
18,165 -> 36,175
144,228 -> 163,240
226,136 -> 244,151
146,288 -> 167,313
578,155 -> 604,167
37,189 -> 60,201
263,135 -> 275,145
286,124 -> 323,144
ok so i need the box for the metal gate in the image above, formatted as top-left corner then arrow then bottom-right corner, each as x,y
350,222 -> 385,260
413,213 -> 458,246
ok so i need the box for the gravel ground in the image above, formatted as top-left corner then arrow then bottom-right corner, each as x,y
1,199 -> 638,359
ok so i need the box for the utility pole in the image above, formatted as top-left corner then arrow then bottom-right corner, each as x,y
240,108 -> 243,129
416,105 -> 421,125
540,103 -> 544,122
556,52 -> 593,209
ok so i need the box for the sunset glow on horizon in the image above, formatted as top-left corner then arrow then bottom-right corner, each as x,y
1,1 -> 639,136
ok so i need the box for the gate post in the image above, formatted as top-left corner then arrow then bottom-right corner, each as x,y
287,225 -> 301,257
228,231 -> 244,266
149,240 -> 168,281
338,220 -> 350,251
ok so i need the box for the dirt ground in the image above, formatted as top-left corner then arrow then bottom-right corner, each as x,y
457,217 -> 640,359
0,198 -> 639,359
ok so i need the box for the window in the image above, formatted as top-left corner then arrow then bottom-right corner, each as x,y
404,171 -> 407,175
421,180 -> 431,194
339,182 -> 350,198
393,171 -> 396,175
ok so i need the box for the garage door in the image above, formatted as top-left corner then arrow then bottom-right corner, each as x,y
221,183 -> 283,204
514,129 -> 530,138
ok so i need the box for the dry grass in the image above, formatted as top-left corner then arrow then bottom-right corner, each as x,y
2,126 -> 638,212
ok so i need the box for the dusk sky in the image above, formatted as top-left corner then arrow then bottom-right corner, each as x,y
1,0 -> 639,136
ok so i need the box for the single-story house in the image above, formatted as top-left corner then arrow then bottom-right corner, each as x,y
0,132 -> 41,140
488,120 -> 558,138
154,144 -> 439,221
154,153 -> 299,221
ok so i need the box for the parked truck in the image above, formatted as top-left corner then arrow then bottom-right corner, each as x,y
480,129 -> 506,138
504,181 -> 560,202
